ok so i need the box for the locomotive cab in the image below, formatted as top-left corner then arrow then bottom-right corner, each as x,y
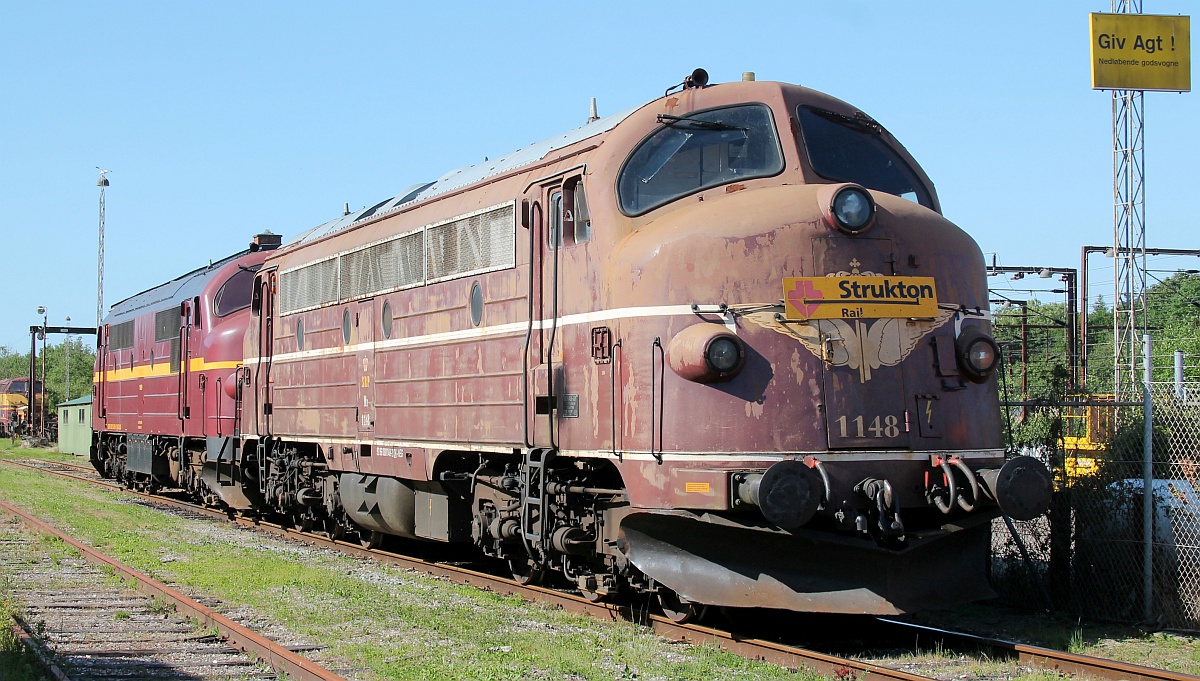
557,74 -> 1052,614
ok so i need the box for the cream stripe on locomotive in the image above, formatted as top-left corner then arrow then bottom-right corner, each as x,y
225,433 -> 1006,463
248,302 -> 709,365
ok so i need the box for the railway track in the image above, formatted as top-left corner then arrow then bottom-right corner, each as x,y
0,495 -> 349,681
4,455 -> 1197,681
2,541 -> 272,681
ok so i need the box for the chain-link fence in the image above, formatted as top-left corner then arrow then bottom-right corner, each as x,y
992,382 -> 1200,629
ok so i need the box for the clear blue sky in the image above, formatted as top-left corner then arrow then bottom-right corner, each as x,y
1,1 -> 1195,353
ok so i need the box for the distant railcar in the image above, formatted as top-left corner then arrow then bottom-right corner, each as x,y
93,71 -> 1051,620
0,376 -> 39,434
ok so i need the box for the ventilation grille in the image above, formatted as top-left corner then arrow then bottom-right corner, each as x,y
279,202 -> 514,315
109,321 -> 134,350
427,204 -> 515,283
280,257 -> 339,315
154,308 -> 178,342
169,338 -> 181,373
338,230 -> 426,301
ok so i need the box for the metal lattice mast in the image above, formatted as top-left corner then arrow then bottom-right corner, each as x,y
96,169 -> 110,327
1112,0 -> 1147,399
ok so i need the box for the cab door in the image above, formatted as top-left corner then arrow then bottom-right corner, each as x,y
177,299 -> 193,427
95,325 -> 109,419
813,237 -> 911,450
250,269 -> 276,437
522,188 -> 553,448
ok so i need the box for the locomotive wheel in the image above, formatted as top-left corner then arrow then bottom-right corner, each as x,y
330,520 -> 350,542
579,587 -> 605,603
657,588 -> 707,624
360,530 -> 385,549
507,555 -> 544,586
292,513 -> 314,533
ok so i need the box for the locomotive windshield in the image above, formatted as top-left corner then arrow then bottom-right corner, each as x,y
618,104 -> 784,215
797,106 -> 933,209
214,264 -> 262,317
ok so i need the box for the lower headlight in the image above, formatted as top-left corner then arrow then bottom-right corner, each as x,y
956,327 -> 1000,382
705,336 -> 743,373
666,325 -> 747,383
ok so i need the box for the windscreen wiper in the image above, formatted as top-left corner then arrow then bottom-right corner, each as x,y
812,108 -> 884,135
656,114 -> 745,131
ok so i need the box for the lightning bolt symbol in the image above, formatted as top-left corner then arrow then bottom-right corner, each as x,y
925,400 -> 934,428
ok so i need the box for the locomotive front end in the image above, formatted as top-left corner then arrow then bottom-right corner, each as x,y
594,77 -> 1052,615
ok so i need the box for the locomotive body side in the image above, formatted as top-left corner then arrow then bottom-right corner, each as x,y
239,142 -> 609,537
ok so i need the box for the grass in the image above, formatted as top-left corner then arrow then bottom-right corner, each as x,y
0,439 -> 79,464
0,447 -> 815,681
0,604 -> 49,676
0,596 -> 49,681
905,601 -> 1200,677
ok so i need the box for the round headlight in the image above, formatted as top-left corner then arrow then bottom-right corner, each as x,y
956,328 -> 1000,383
705,336 -> 744,375
831,187 -> 875,233
965,338 -> 997,373
667,326 -> 747,383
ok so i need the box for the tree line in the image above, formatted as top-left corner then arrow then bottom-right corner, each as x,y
993,270 -> 1200,399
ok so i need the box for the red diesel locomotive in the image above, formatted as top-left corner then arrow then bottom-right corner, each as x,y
93,70 -> 1051,620
92,234 -> 279,500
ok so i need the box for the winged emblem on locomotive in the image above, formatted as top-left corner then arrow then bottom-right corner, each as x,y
744,264 -> 955,382
743,310 -> 953,383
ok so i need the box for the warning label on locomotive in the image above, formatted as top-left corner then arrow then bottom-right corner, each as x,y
783,276 -> 939,320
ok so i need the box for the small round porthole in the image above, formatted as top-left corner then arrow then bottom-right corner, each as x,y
470,282 -> 483,327
296,318 -> 305,350
381,301 -> 393,339
342,308 -> 352,344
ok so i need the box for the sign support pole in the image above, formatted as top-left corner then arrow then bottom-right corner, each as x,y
1111,0 -> 1147,403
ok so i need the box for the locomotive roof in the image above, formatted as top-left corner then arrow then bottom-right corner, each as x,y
287,105 -> 640,247
104,249 -> 251,325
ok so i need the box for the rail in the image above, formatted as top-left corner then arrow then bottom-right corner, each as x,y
876,619 -> 1200,681
0,497 -> 346,681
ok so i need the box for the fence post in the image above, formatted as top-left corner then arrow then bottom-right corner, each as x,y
1143,334 -> 1154,623
1176,350 -> 1185,401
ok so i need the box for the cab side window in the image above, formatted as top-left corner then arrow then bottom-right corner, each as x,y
567,178 -> 590,245
549,191 -> 564,250
550,178 -> 591,249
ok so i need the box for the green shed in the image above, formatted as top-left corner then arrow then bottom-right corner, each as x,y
56,396 -> 92,457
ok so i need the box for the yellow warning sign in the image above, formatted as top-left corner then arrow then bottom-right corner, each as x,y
1091,13 -> 1190,91
782,276 -> 939,320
